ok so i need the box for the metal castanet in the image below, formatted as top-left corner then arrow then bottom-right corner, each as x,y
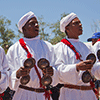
20,58 -> 36,85
24,58 -> 36,69
20,75 -> 30,85
41,75 -> 52,86
37,58 -> 50,70
82,53 -> 96,83
82,71 -> 92,83
38,58 -> 64,100
37,58 -> 52,86
97,49 -> 100,60
86,53 -> 96,64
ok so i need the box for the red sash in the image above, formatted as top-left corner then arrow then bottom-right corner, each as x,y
0,93 -> 4,100
61,39 -> 82,61
61,38 -> 98,95
19,38 -> 42,87
19,38 -> 51,100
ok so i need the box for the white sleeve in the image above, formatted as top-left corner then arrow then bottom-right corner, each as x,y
54,43 -> 80,84
6,45 -> 20,91
0,47 -> 9,93
91,42 -> 100,79
93,42 -> 100,56
91,62 -> 100,80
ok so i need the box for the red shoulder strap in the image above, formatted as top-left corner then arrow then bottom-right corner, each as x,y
19,38 -> 33,58
19,38 -> 42,87
61,39 -> 82,61
19,38 -> 51,99
61,39 -> 98,95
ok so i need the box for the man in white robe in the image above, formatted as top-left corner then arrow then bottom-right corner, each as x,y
54,12 -> 100,100
6,11 -> 59,100
0,46 -> 9,94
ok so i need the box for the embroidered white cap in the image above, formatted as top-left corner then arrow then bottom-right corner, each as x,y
18,11 -> 36,32
60,12 -> 77,32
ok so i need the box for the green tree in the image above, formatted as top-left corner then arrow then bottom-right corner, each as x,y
49,13 -> 69,44
91,20 -> 100,33
15,24 -> 24,40
38,15 -> 50,41
0,16 -> 15,53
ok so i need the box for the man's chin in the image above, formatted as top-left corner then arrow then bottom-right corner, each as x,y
35,31 -> 39,35
79,32 -> 82,35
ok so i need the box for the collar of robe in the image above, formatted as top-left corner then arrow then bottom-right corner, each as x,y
23,35 -> 40,41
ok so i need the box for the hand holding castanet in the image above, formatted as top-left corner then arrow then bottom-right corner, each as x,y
37,58 -> 53,86
81,53 -> 96,83
16,58 -> 36,85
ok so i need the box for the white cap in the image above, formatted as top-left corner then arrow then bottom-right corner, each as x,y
18,11 -> 36,32
60,12 -> 77,32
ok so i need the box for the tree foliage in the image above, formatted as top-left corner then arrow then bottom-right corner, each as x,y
38,15 -> 50,41
91,20 -> 100,33
15,24 -> 24,39
0,12 -> 69,53
49,13 -> 69,44
0,16 -> 15,53
38,13 -> 69,45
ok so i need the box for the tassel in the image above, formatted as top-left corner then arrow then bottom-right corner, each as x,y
90,81 -> 95,88
0,93 -> 4,100
93,88 -> 98,95
90,81 -> 99,95
44,90 -> 52,100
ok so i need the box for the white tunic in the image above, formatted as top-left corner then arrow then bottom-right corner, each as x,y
6,36 -> 59,100
92,41 -> 100,59
91,41 -> 100,80
54,38 -> 98,100
0,46 -> 9,93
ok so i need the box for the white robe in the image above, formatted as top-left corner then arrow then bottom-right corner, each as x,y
0,46 -> 9,93
6,36 -> 59,100
91,41 -> 100,80
92,41 -> 100,60
54,38 -> 98,100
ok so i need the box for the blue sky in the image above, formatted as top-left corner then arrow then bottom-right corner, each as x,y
0,0 -> 100,43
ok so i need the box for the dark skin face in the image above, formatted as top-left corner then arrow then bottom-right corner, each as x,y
22,17 -> 39,38
16,17 -> 54,78
65,17 -> 83,39
64,17 -> 94,71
